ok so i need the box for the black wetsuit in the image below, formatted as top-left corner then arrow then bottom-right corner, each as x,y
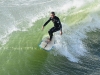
43,16 -> 62,41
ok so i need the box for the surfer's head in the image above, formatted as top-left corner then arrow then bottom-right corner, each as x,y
51,12 -> 55,18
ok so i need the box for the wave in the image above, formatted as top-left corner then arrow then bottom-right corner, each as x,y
0,0 -> 100,62
0,0 -> 100,75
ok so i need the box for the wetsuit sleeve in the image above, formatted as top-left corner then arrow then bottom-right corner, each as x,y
43,17 -> 51,27
58,18 -> 62,31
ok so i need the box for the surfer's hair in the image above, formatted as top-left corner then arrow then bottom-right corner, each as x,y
51,12 -> 55,15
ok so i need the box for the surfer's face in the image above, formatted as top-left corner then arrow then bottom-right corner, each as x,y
51,14 -> 55,18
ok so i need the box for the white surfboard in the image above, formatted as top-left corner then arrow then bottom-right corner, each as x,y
39,35 -> 55,51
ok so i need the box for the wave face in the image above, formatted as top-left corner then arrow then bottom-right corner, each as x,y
0,0 -> 100,75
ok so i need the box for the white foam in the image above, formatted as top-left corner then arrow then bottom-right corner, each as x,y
0,25 -> 19,45
52,24 -> 86,63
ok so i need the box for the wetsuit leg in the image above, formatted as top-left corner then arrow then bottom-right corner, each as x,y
48,27 -> 60,41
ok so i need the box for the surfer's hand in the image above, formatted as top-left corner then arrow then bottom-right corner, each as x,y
60,31 -> 63,35
42,26 -> 44,30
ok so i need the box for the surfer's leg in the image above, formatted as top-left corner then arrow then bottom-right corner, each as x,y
48,27 -> 55,41
48,27 -> 60,41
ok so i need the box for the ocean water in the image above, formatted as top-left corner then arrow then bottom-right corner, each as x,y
0,0 -> 100,75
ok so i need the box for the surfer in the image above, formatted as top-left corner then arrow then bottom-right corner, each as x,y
42,12 -> 62,42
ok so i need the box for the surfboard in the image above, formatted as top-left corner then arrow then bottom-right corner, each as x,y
39,35 -> 55,51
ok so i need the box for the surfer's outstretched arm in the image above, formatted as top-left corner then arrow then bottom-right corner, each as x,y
60,28 -> 62,35
43,18 -> 51,27
42,18 -> 51,30
60,24 -> 62,35
58,18 -> 63,35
